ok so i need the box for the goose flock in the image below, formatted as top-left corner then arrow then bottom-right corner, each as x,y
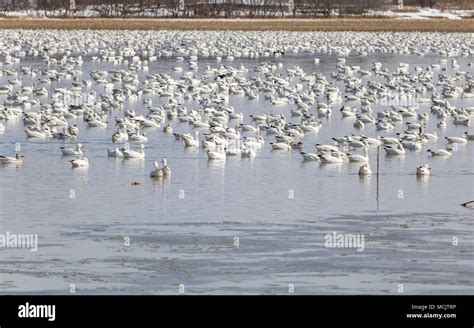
0,30 -> 472,183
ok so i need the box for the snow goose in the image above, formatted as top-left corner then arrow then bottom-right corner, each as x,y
207,148 -> 226,160
112,129 -> 129,143
384,142 -> 406,156
163,124 -> 173,134
0,153 -> 24,165
107,147 -> 124,158
226,148 -> 241,156
464,132 -> 474,140
359,164 -> 372,176
427,147 -> 453,157
270,141 -> 291,151
241,147 -> 257,158
161,158 -> 171,176
61,143 -> 84,156
150,161 -> 163,178
416,164 -> 430,176
70,157 -> 89,168
445,136 -> 467,144
183,131 -> 199,147
129,131 -> 148,143
319,151 -> 344,164
300,152 -> 320,161
123,144 -> 146,159
347,147 -> 369,163
348,138 -> 369,150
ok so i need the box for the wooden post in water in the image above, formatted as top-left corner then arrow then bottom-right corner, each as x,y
376,145 -> 380,206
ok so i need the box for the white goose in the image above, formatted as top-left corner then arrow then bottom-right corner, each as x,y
112,129 -> 129,143
319,151 -> 344,164
384,142 -> 406,156
427,147 -> 453,157
300,151 -> 320,161
347,147 -> 369,163
70,157 -> 89,168
87,114 -> 108,128
270,141 -> 291,151
421,131 -> 438,141
445,136 -> 468,144
315,144 -> 339,152
107,147 -> 124,158
241,147 -> 257,158
464,132 -> 474,141
416,164 -> 430,176
183,131 -> 199,147
123,144 -> 146,159
0,153 -> 24,165
348,138 -> 369,150
226,148 -> 241,156
207,148 -> 226,160
61,143 -> 84,156
239,124 -> 258,132
161,158 -> 171,176
150,161 -> 163,178
359,164 -> 372,176
129,131 -> 148,143
401,140 -> 422,151
361,136 -> 382,146
25,128 -> 49,139
243,136 -> 264,149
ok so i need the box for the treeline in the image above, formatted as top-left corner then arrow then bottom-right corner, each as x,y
0,0 -> 393,17
0,0 -> 469,18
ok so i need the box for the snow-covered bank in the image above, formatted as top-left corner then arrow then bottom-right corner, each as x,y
371,7 -> 474,20
0,7 -> 473,20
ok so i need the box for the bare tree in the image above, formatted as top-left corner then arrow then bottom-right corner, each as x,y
2,0 -> 401,18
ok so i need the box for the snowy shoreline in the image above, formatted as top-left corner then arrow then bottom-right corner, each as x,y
0,7 -> 473,20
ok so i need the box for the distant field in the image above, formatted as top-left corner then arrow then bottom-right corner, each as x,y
0,18 -> 473,32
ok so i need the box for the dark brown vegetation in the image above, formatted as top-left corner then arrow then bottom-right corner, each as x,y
0,18 -> 472,32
